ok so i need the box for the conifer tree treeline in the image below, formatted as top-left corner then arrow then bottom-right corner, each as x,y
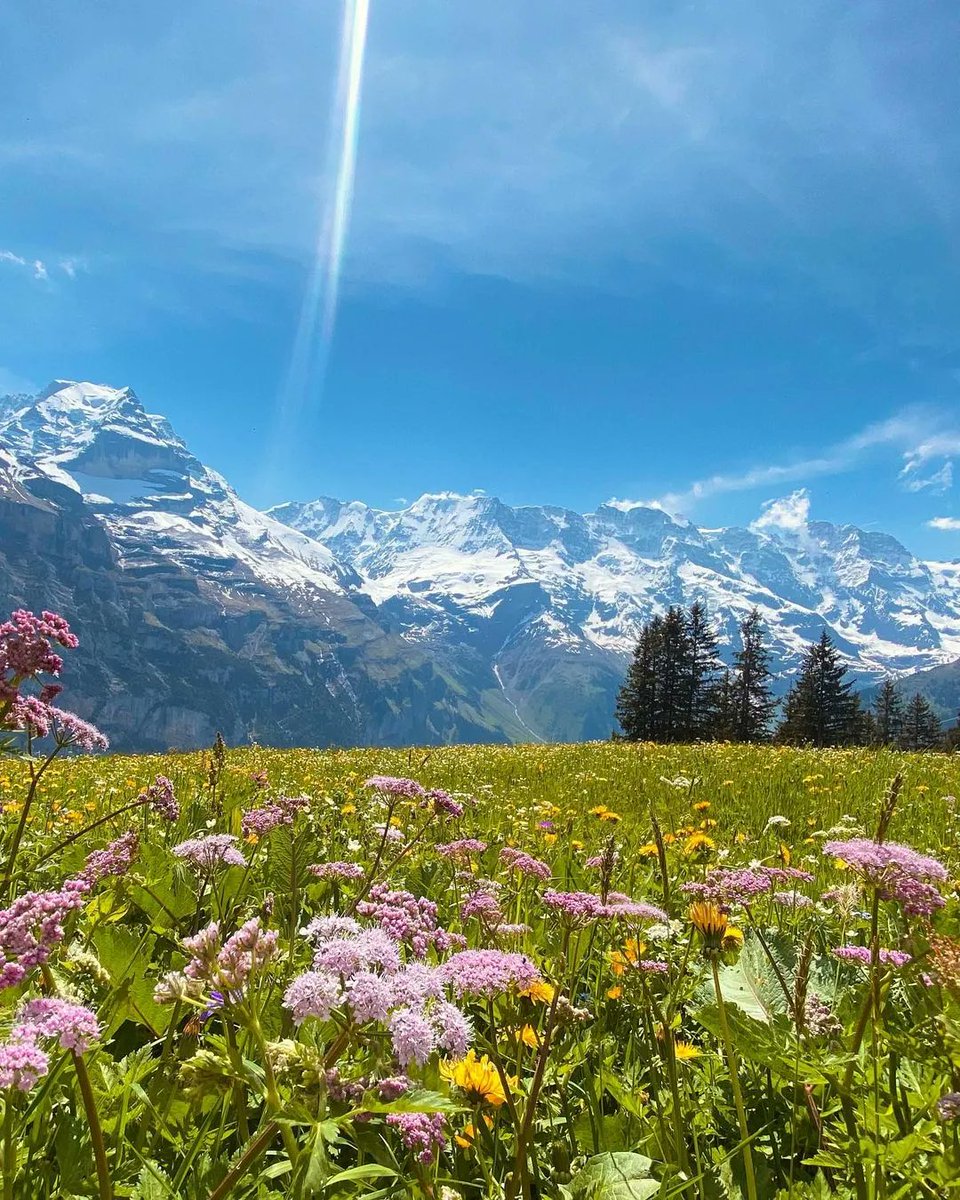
616,603 -> 774,743
616,607 -> 947,749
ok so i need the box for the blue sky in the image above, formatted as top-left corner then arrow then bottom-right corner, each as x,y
2,1 -> 960,555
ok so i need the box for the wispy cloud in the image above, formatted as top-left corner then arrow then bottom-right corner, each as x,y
750,489 -> 811,534
0,250 -> 47,281
928,516 -> 960,532
646,408 -> 956,515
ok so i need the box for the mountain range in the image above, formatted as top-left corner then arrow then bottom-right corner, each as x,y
2,380 -> 959,750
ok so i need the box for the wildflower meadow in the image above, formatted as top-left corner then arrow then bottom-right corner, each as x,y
2,608 -> 960,1199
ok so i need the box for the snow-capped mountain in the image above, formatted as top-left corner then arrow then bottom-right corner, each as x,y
269,492 -> 960,740
3,379 -> 960,748
0,381 -> 350,595
0,383 -> 510,749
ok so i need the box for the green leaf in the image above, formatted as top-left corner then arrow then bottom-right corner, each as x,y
131,1160 -> 177,1200
706,936 -> 789,1024
570,1151 -> 659,1200
325,1164 -> 400,1185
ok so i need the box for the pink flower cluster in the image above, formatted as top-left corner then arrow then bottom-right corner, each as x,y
80,830 -> 139,885
439,949 -> 541,998
500,846 -> 552,881
241,793 -> 310,838
364,776 -> 426,798
823,838 -> 947,915
833,945 -> 912,969
139,775 -> 179,822
309,861 -> 365,880
0,610 -> 77,698
173,834 -> 246,872
357,884 -> 464,958
542,889 -> 668,925
0,881 -> 88,990
386,1111 -> 448,1164
0,998 -> 100,1093
180,918 -> 279,993
285,918 -> 474,1068
436,838 -> 487,860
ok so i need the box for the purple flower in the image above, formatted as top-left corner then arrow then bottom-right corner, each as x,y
500,847 -> 551,881
313,928 -> 402,977
833,945 -> 912,969
436,838 -> 487,860
388,1006 -> 438,1067
0,609 -> 78,688
542,890 -> 668,924
347,971 -> 395,1023
461,886 -> 504,924
0,1033 -> 49,1091
140,775 -> 179,822
682,868 -> 772,907
772,891 -> 814,910
433,1000 -> 472,1057
357,885 -> 455,959
173,834 -> 246,871
364,776 -> 427,799
377,1075 -> 411,1101
283,971 -> 343,1024
80,831 -> 138,885
0,882 -> 89,991
440,949 -> 541,998
426,788 -> 464,818
309,861 -> 365,880
179,918 -> 278,993
16,998 -> 100,1053
303,915 -> 361,942
823,839 -> 947,882
47,707 -> 109,751
386,1111 -> 447,1164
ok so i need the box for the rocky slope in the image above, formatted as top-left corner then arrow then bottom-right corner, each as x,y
0,383 -> 519,750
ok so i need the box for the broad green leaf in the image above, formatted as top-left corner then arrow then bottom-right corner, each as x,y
325,1164 -> 400,1184
570,1151 -> 659,1200
706,936 -> 788,1024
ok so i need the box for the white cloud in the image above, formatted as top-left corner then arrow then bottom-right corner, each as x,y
640,407 -> 959,516
751,489 -> 811,533
901,461 -> 953,493
0,249 -> 48,281
928,516 -> 960,531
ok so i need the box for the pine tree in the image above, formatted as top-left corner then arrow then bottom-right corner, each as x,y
900,693 -> 942,751
654,607 -> 690,742
730,608 -> 776,742
710,668 -> 736,741
872,678 -> 904,746
776,630 -> 862,747
616,622 -> 659,742
682,600 -> 723,741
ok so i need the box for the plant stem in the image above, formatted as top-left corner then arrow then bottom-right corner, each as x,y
710,957 -> 758,1200
2,1096 -> 14,1200
207,1121 -> 279,1200
72,1051 -> 113,1200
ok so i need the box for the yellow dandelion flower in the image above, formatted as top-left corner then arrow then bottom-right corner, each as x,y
519,980 -> 556,1004
518,1024 -> 539,1049
599,811 -> 621,823
683,832 -> 716,856
638,842 -> 659,857
441,1051 -> 514,1107
571,840 -> 584,850
689,902 -> 728,948
543,832 -> 557,845
673,1040 -> 701,1062
340,803 -> 356,815
607,985 -> 623,1000
693,801 -> 711,812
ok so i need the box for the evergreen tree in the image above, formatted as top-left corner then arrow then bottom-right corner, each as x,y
872,678 -> 904,746
776,630 -> 862,747
900,693 -> 942,751
682,600 -> 723,741
615,621 -> 659,742
710,668 -> 736,741
943,711 -> 960,753
729,608 -> 776,742
653,607 -> 690,742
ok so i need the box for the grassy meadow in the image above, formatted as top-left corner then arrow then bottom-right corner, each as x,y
2,739 -> 960,1199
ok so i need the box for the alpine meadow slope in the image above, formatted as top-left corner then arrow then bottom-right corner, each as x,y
3,379 -> 960,749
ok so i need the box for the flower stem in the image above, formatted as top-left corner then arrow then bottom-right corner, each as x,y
710,958 -> 757,1200
72,1051 -> 113,1200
